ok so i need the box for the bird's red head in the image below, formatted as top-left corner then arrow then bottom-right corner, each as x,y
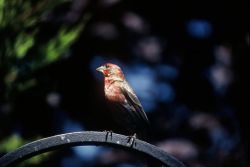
96,63 -> 125,79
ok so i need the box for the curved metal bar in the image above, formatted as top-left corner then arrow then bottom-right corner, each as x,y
0,131 -> 185,167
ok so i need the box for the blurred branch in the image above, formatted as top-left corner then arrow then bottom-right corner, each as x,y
0,131 -> 185,167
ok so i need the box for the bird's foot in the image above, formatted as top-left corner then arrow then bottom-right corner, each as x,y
127,133 -> 137,147
103,130 -> 113,141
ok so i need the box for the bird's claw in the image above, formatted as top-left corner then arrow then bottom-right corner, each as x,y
104,130 -> 113,141
127,133 -> 137,147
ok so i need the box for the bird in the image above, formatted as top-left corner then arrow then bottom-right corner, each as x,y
96,63 -> 150,142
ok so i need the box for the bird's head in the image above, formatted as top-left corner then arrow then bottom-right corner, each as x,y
96,63 -> 125,80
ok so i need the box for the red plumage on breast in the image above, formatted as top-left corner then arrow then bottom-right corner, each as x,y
104,78 -> 126,103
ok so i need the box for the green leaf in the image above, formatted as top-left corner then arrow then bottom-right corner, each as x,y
45,23 -> 84,63
0,134 -> 23,152
14,32 -> 35,59
0,0 -> 4,27
25,152 -> 50,165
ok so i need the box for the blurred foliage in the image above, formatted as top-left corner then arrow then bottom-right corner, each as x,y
0,134 -> 50,166
0,0 -> 90,99
0,0 -> 90,165
44,24 -> 84,64
0,0 -> 66,29
0,134 -> 23,151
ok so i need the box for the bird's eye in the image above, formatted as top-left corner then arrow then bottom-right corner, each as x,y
105,64 -> 109,69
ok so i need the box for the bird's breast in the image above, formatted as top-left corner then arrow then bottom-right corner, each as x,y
105,83 -> 125,103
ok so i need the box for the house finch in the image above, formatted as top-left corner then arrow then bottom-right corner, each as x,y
96,63 -> 150,141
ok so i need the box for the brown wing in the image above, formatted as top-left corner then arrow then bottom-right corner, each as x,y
120,82 -> 150,127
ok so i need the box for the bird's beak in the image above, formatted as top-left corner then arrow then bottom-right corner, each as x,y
96,66 -> 105,73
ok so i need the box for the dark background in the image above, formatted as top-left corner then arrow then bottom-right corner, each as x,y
0,0 -> 248,166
